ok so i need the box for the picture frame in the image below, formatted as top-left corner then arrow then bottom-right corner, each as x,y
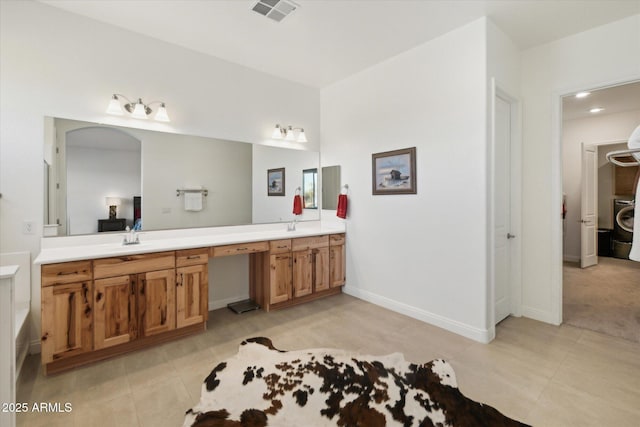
372,147 -> 416,195
267,167 -> 285,196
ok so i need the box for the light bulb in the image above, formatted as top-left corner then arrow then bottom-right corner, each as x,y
131,100 -> 148,119
285,126 -> 295,141
296,128 -> 307,143
272,124 -> 283,139
154,103 -> 170,122
106,95 -> 124,115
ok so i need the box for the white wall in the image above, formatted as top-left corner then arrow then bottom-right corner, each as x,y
562,110 -> 640,260
252,144 -> 320,224
0,0 -> 319,350
321,18 -> 491,341
521,15 -> 640,324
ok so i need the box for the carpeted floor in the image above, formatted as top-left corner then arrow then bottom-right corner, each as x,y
563,256 -> 640,343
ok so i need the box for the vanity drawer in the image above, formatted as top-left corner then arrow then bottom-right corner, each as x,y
329,233 -> 346,246
42,261 -> 92,287
211,241 -> 269,257
93,251 -> 176,279
269,239 -> 291,254
292,235 -> 329,251
176,248 -> 209,267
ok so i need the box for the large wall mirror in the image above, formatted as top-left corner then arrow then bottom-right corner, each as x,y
321,165 -> 341,210
44,117 -> 320,236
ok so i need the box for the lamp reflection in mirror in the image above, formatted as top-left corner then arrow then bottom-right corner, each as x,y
106,94 -> 171,122
272,124 -> 307,143
105,197 -> 121,219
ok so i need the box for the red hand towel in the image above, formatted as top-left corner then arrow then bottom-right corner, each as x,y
293,195 -> 303,215
336,194 -> 348,219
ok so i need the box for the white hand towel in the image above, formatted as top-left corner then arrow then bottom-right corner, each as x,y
628,124 -> 639,261
184,192 -> 203,212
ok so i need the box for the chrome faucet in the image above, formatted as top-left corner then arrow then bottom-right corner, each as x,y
122,226 -> 140,245
287,218 -> 297,232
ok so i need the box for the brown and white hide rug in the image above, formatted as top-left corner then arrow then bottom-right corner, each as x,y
183,337 -> 529,427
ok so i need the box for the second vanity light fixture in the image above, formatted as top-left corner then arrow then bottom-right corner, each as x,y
106,94 -> 171,122
272,124 -> 307,143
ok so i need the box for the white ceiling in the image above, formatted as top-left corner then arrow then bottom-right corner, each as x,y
40,0 -> 640,88
562,81 -> 640,121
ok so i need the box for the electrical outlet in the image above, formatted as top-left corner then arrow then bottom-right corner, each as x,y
22,221 -> 35,234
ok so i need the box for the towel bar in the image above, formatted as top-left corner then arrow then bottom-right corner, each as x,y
176,188 -> 208,197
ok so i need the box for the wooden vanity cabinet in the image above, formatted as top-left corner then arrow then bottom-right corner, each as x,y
329,233 -> 346,287
39,234 -> 341,372
269,240 -> 293,305
136,269 -> 176,337
93,252 -> 176,347
265,236 -> 335,309
93,274 -> 137,350
176,248 -> 209,328
292,236 -> 330,297
41,261 -> 93,364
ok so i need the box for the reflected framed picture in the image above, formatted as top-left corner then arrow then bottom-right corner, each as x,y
372,147 -> 416,195
267,167 -> 285,196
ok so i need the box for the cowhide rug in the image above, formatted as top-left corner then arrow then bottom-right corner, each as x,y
183,337 -> 529,427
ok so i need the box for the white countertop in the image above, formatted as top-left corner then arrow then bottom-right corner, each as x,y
0,265 -> 19,280
35,221 -> 345,265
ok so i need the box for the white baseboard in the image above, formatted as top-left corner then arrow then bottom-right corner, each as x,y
343,286 -> 493,343
30,339 -> 41,355
209,294 -> 250,311
522,305 -> 561,325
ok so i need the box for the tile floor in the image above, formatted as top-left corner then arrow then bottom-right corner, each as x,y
16,294 -> 640,426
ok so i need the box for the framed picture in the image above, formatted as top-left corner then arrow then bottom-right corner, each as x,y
372,147 -> 416,195
267,167 -> 285,196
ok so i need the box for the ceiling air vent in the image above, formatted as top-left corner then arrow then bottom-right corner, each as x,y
252,0 -> 299,22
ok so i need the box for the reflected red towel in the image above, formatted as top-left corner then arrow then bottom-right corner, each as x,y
336,194 -> 348,219
293,195 -> 303,215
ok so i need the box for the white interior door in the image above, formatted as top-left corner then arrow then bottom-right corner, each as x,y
580,144 -> 597,268
494,95 -> 512,324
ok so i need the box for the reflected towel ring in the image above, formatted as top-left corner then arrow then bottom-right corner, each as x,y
295,186 -> 301,195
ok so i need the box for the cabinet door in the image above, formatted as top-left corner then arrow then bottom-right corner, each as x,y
176,264 -> 208,328
94,275 -> 137,350
270,253 -> 292,304
313,247 -> 330,292
293,250 -> 313,298
330,244 -> 346,287
138,269 -> 176,337
41,281 -> 93,363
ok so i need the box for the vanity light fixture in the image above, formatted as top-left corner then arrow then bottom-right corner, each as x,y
272,124 -> 307,143
106,94 -> 171,122
575,91 -> 591,98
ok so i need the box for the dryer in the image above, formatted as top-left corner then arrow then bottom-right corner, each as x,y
613,199 -> 634,259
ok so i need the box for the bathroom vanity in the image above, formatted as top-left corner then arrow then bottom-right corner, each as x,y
35,223 -> 345,374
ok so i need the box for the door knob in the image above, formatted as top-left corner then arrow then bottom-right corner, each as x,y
507,233 -> 516,239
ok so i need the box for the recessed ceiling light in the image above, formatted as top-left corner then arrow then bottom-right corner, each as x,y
575,91 -> 591,98
589,107 -> 604,113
